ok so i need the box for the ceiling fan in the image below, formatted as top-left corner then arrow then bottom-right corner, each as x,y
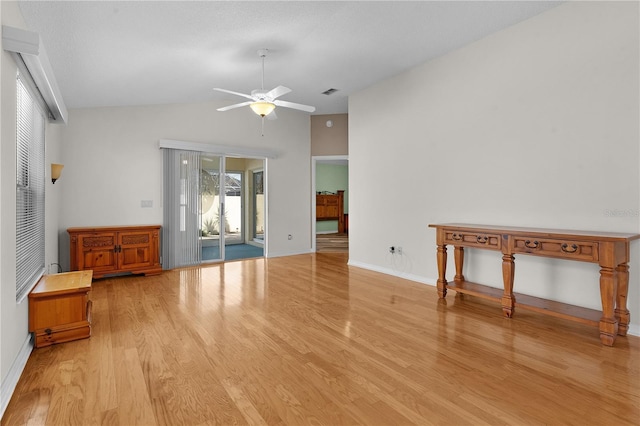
213,49 -> 316,120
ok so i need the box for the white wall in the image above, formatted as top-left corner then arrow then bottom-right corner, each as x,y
349,2 -> 640,333
58,101 -> 311,267
46,124 -> 63,272
0,0 -> 64,414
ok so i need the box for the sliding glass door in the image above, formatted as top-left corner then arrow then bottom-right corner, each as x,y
163,148 -> 265,268
200,155 -> 224,262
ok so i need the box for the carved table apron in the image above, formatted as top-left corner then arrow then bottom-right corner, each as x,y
429,223 -> 640,346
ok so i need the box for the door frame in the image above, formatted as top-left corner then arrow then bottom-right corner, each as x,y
221,168 -> 245,246
311,155 -> 348,253
160,139 -> 274,264
251,168 -> 265,244
203,157 -> 268,262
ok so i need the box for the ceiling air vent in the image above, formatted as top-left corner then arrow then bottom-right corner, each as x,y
321,88 -> 339,95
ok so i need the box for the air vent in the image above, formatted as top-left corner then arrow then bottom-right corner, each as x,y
321,88 -> 339,95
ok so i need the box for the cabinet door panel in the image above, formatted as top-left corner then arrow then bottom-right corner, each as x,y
119,231 -> 154,269
77,233 -> 117,272
325,205 -> 339,218
82,250 -> 117,269
325,198 -> 338,217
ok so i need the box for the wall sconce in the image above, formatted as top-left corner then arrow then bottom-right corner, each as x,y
51,163 -> 64,184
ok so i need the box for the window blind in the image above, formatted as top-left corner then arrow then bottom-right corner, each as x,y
16,72 -> 45,302
162,149 -> 202,269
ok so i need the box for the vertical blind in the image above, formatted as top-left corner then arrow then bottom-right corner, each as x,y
16,72 -> 46,302
162,149 -> 202,269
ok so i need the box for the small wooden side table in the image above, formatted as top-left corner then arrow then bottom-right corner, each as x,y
29,270 -> 93,348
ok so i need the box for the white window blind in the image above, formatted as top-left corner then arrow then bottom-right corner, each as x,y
162,149 -> 202,269
16,72 -> 45,302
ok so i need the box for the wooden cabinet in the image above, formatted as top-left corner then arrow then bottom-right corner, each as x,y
68,225 -> 162,279
29,271 -> 93,348
316,190 -> 345,233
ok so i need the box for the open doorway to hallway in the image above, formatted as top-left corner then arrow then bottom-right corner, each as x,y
312,155 -> 349,253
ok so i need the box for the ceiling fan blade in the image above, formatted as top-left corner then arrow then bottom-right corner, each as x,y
266,110 -> 278,120
274,99 -> 316,113
265,85 -> 292,100
217,101 -> 252,112
213,88 -> 255,101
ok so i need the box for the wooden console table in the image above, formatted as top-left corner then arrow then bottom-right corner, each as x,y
429,223 -> 640,346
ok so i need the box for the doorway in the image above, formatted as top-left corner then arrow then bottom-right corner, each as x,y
162,148 -> 265,269
200,156 -> 265,263
311,155 -> 349,253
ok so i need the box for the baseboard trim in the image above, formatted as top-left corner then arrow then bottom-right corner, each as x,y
347,259 -> 436,287
267,249 -> 314,259
1,334 -> 33,418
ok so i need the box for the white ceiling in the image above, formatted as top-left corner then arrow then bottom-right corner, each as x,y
17,1 -> 561,115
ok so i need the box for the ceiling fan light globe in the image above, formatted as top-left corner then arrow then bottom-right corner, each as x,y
250,101 -> 275,117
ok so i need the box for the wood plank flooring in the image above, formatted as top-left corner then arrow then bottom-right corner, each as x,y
316,233 -> 348,253
3,253 -> 639,425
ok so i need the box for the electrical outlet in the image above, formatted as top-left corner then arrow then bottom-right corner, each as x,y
288,234 -> 293,240
397,247 -> 403,255
141,200 -> 153,208
389,246 -> 395,254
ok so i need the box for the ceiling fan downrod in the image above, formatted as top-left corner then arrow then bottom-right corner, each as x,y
258,49 -> 268,90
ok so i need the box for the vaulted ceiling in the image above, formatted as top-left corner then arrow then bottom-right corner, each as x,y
18,1 -> 561,115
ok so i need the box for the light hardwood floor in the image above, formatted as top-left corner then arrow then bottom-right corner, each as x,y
316,233 -> 348,253
3,253 -> 639,425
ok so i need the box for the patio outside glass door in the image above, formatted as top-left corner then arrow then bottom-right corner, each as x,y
222,171 -> 244,246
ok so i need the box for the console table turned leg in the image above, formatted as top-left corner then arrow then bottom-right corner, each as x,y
599,266 -> 619,346
436,245 -> 448,298
615,263 -> 630,336
454,246 -> 465,282
501,254 -> 516,318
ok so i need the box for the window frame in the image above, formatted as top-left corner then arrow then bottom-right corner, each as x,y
15,71 -> 46,302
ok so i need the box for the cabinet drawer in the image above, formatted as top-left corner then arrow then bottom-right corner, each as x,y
34,323 -> 91,348
512,237 -> 598,262
443,230 -> 501,249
